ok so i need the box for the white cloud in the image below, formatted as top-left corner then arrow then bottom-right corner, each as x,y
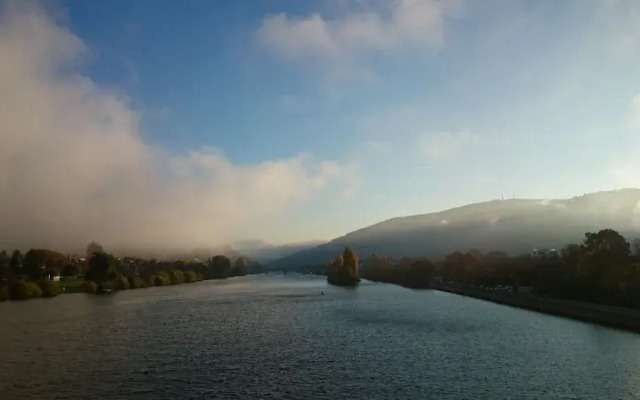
415,130 -> 478,160
259,0 -> 460,64
0,2 -> 352,253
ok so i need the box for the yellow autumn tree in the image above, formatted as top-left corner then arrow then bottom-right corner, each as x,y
327,247 -> 360,286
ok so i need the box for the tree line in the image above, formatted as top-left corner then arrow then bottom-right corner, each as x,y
340,229 -> 640,309
0,241 -> 263,300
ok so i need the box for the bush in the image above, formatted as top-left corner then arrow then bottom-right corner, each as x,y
153,273 -> 171,286
183,270 -> 197,283
26,281 -> 43,297
9,281 -> 30,300
9,280 -> 43,300
168,269 -> 185,285
83,280 -> 98,294
38,280 -> 60,297
127,276 -> 147,289
0,284 -> 9,301
196,272 -> 204,281
115,275 -> 130,290
144,275 -> 155,287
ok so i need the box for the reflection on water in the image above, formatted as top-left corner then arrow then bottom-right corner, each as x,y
1,274 -> 640,399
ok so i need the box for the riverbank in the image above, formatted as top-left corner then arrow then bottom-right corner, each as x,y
434,283 -> 640,334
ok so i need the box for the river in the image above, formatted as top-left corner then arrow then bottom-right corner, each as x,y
1,274 -> 639,399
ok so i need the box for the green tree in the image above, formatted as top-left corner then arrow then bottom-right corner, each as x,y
38,280 -> 60,297
0,283 -> 9,301
8,280 -> 43,300
232,257 -> 248,277
583,229 -> 630,263
633,239 -> 640,260
405,258 -> 436,288
127,275 -> 147,289
152,271 -> 171,286
0,250 -> 8,278
361,254 -> 393,282
561,243 -> 583,266
9,250 -> 22,276
62,264 -> 80,277
621,263 -> 640,307
24,249 -> 68,281
369,254 -> 391,268
168,269 -> 185,284
442,252 -> 479,284
115,275 -> 130,290
209,255 -> 231,279
86,252 -> 117,290
579,229 -> 631,301
86,241 -> 104,259
183,270 -> 198,283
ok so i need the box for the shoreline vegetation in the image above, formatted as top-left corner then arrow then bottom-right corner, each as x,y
0,242 -> 263,302
320,228 -> 640,332
3,226 -> 640,334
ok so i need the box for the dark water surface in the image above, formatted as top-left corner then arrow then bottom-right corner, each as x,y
1,274 -> 640,399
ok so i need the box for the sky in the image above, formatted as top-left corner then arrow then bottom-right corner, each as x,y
1,0 -> 640,253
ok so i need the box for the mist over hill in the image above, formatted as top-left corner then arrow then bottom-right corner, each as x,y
266,189 -> 640,270
226,240 -> 325,264
104,240 -> 323,264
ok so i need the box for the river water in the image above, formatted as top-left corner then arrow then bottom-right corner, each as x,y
1,274 -> 640,399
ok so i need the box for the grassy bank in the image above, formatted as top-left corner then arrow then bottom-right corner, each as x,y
434,283 -> 640,334
59,277 -> 85,293
0,270 -> 207,300
82,269 -> 205,294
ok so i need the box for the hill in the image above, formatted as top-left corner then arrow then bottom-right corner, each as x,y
227,240 -> 324,264
266,189 -> 640,270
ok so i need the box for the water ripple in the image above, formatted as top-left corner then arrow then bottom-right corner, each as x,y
1,275 -> 640,399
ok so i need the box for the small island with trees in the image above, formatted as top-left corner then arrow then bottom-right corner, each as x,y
327,247 -> 360,286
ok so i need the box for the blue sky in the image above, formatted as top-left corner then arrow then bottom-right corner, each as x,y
1,0 -> 640,250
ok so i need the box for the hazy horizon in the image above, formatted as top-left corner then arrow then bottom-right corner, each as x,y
1,0 -> 640,254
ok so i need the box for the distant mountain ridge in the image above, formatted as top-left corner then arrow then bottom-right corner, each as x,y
228,240 -> 325,264
266,189 -> 640,270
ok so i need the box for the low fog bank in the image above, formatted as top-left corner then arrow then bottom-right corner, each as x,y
0,2 -> 347,255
